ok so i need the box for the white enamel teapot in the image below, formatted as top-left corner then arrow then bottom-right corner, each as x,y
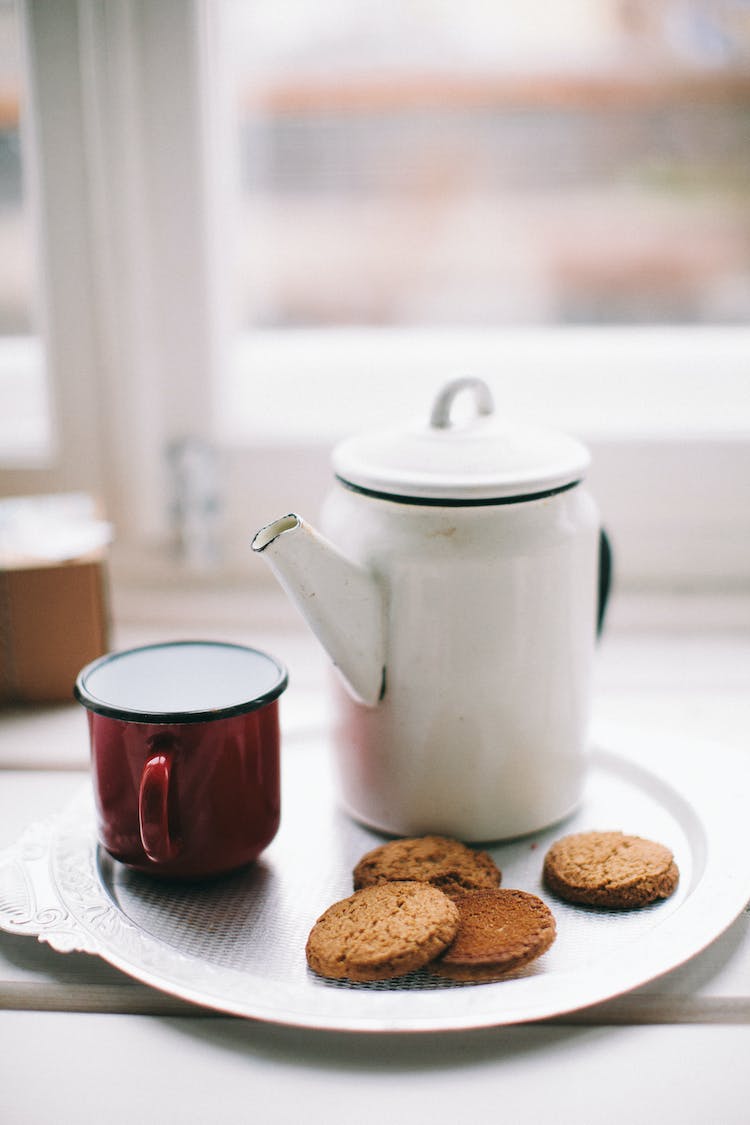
252,377 -> 610,841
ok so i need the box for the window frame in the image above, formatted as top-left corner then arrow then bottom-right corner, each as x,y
1,0 -> 219,547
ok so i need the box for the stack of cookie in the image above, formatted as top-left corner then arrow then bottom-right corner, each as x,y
305,830 -> 679,986
306,835 -> 556,984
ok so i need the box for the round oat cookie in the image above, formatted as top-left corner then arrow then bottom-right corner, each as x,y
305,881 -> 460,982
543,830 -> 679,909
353,835 -> 501,898
431,889 -> 557,982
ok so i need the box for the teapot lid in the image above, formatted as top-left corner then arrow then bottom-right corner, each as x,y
332,378 -> 590,503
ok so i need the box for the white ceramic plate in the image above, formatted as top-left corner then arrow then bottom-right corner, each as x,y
2,725 -> 749,1032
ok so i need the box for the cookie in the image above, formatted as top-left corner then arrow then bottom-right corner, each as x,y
543,830 -> 679,909
305,881 -> 460,982
431,888 -> 556,982
353,835 -> 501,898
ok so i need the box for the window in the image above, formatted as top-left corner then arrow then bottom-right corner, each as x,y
225,0 -> 750,330
1,1 -> 749,592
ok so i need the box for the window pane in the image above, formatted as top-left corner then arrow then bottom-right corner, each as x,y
224,0 -> 750,328
0,0 -> 50,463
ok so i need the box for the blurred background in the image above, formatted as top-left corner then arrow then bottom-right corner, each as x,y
1,0 -> 749,340
227,0 -> 750,330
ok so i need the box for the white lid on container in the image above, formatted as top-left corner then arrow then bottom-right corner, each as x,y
332,377 -> 590,503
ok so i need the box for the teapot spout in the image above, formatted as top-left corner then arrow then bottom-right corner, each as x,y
252,515 -> 385,707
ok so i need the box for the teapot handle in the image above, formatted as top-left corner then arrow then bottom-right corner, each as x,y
430,378 -> 495,429
598,528 -> 613,638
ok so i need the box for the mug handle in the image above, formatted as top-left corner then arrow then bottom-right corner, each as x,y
139,746 -> 181,864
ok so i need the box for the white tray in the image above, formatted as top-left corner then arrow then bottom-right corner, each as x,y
1,726 -> 749,1032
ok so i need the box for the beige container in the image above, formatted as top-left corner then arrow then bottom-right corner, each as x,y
0,555 -> 110,704
0,493 -> 112,704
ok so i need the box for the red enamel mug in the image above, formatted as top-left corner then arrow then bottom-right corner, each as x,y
75,641 -> 288,879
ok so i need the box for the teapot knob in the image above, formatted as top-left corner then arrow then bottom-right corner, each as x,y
429,377 -> 495,430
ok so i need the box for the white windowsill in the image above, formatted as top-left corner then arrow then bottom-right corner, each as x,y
214,325 -> 750,591
219,325 -> 750,446
3,325 -> 748,467
3,325 -> 749,592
